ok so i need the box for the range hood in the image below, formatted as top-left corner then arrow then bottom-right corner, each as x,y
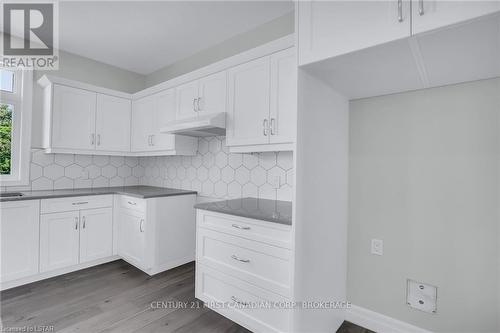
160,112 -> 226,137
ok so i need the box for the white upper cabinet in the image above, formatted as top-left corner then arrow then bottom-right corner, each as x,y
0,200 -> 40,283
176,80 -> 199,120
412,0 -> 500,34
152,89 -> 176,150
269,48 -> 296,145
52,84 -> 97,150
227,48 -> 296,151
95,94 -> 131,152
176,71 -> 227,120
298,1 -> 411,65
131,95 -> 156,152
226,56 -> 271,147
79,208 -> 113,264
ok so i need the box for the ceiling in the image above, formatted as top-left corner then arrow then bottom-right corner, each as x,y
57,1 -> 294,75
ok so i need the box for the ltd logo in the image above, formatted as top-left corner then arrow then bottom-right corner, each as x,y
3,3 -> 54,55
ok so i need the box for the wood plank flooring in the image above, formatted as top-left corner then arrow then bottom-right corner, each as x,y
1,260 -> 372,333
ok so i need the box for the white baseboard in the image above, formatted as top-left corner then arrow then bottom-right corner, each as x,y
346,305 -> 433,333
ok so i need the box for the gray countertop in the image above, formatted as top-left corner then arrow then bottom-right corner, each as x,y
0,186 -> 197,202
194,197 -> 292,225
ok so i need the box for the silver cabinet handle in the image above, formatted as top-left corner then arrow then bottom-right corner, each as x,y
193,98 -> 197,112
197,97 -> 202,111
97,134 -> 101,146
232,224 -> 250,230
151,134 -> 155,146
263,119 -> 268,136
231,296 -> 249,306
231,254 -> 250,263
82,216 -> 86,229
75,217 -> 79,230
418,0 -> 424,16
270,118 -> 276,135
140,219 -> 144,232
397,0 -> 403,22
127,201 -> 136,205
90,133 -> 95,146
72,201 -> 88,205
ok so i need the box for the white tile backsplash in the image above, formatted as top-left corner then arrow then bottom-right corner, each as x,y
2,137 -> 294,202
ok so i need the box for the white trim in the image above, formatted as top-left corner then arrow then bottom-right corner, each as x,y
37,75 -> 132,99
346,305 -> 433,333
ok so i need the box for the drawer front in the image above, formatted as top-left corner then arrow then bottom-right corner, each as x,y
197,228 -> 292,297
117,195 -> 146,213
196,264 -> 291,333
41,195 -> 113,214
197,210 -> 292,249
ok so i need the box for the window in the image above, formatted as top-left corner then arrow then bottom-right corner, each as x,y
0,67 -> 33,186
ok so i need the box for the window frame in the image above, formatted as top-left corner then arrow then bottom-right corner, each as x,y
0,67 -> 33,186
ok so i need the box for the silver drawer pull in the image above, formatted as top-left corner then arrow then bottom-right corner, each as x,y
127,201 -> 137,205
231,224 -> 250,230
231,296 -> 249,306
231,255 -> 250,263
140,219 -> 145,232
72,201 -> 88,205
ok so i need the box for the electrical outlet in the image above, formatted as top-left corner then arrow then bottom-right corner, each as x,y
371,239 -> 383,256
406,279 -> 437,314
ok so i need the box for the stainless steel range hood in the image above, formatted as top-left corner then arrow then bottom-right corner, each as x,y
160,112 -> 226,137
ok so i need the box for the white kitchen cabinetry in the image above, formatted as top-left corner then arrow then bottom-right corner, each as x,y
0,200 -> 40,283
39,196 -> 114,273
412,0 -> 500,34
131,90 -> 197,155
40,211 -> 80,272
79,208 -> 113,263
176,71 -> 227,120
116,194 -> 197,275
298,1 -> 411,65
226,48 -> 296,152
95,94 -> 131,152
51,84 -> 97,150
195,209 -> 293,333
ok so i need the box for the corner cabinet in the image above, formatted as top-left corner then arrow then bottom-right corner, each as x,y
226,48 -> 296,153
131,89 -> 197,155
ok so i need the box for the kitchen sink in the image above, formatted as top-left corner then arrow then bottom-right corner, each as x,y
0,192 -> 24,197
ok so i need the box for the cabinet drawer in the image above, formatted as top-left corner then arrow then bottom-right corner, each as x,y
117,195 -> 146,213
196,264 -> 291,333
197,228 -> 291,297
41,195 -> 113,214
196,210 -> 292,249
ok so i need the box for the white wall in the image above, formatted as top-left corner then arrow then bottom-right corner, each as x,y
31,50 -> 146,148
348,78 -> 500,332
144,11 -> 294,87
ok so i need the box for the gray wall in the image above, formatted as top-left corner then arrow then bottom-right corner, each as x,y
144,11 -> 294,87
31,50 -> 147,148
348,78 -> 500,332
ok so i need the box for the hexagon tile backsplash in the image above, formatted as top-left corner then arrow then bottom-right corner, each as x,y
1,137 -> 294,202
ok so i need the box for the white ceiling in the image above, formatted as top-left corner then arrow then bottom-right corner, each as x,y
58,1 -> 294,75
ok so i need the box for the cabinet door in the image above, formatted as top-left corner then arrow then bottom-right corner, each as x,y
412,0 -> 500,34
51,84 -> 97,150
269,48 -> 296,144
79,208 -> 113,263
226,56 -> 271,147
150,89 -> 176,151
198,71 -> 227,115
117,209 -> 145,267
95,94 -> 131,152
0,200 -> 40,282
175,80 -> 199,120
298,1 -> 411,65
131,96 -> 155,152
40,211 -> 80,272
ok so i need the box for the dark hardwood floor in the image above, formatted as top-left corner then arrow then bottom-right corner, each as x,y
1,260 -> 372,333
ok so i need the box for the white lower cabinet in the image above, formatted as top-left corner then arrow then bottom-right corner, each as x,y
0,200 -> 40,283
79,208 -> 113,263
117,207 -> 146,268
195,209 -> 293,333
40,211 -> 81,272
